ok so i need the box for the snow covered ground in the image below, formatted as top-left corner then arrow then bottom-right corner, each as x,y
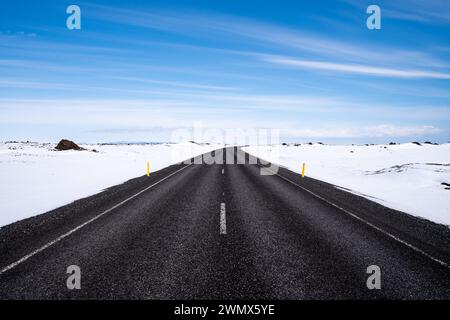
0,141 -> 222,227
243,143 -> 450,226
1,141 -> 449,228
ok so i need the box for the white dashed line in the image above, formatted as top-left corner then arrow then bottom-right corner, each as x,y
220,203 -> 226,235
0,164 -> 192,275
222,168 -> 224,174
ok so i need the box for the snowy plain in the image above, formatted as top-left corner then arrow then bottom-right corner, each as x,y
1,141 -> 449,228
0,141 -> 222,227
243,143 -> 450,226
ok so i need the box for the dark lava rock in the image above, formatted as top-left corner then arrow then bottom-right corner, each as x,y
55,139 -> 81,151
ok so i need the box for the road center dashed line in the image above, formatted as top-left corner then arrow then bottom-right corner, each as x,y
220,203 -> 226,235
0,164 -> 193,275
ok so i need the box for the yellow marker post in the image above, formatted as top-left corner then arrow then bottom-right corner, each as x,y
301,162 -> 306,178
146,161 -> 150,177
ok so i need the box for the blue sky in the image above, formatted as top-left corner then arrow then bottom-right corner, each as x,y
0,0 -> 449,143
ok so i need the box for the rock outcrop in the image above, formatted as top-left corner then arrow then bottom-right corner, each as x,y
55,139 -> 81,151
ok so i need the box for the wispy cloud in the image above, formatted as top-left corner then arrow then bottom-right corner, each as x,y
109,76 -> 239,91
1,94 -> 448,122
86,4 -> 448,69
0,31 -> 37,37
263,56 -> 450,79
384,0 -> 450,24
1,2 -> 449,143
4,5 -> 449,81
284,125 -> 442,138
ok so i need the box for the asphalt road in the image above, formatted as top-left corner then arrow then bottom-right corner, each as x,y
0,147 -> 449,299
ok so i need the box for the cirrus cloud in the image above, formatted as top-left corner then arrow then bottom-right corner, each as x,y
263,56 -> 450,79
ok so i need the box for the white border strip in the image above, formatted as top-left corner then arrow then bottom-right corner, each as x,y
0,164 -> 192,275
